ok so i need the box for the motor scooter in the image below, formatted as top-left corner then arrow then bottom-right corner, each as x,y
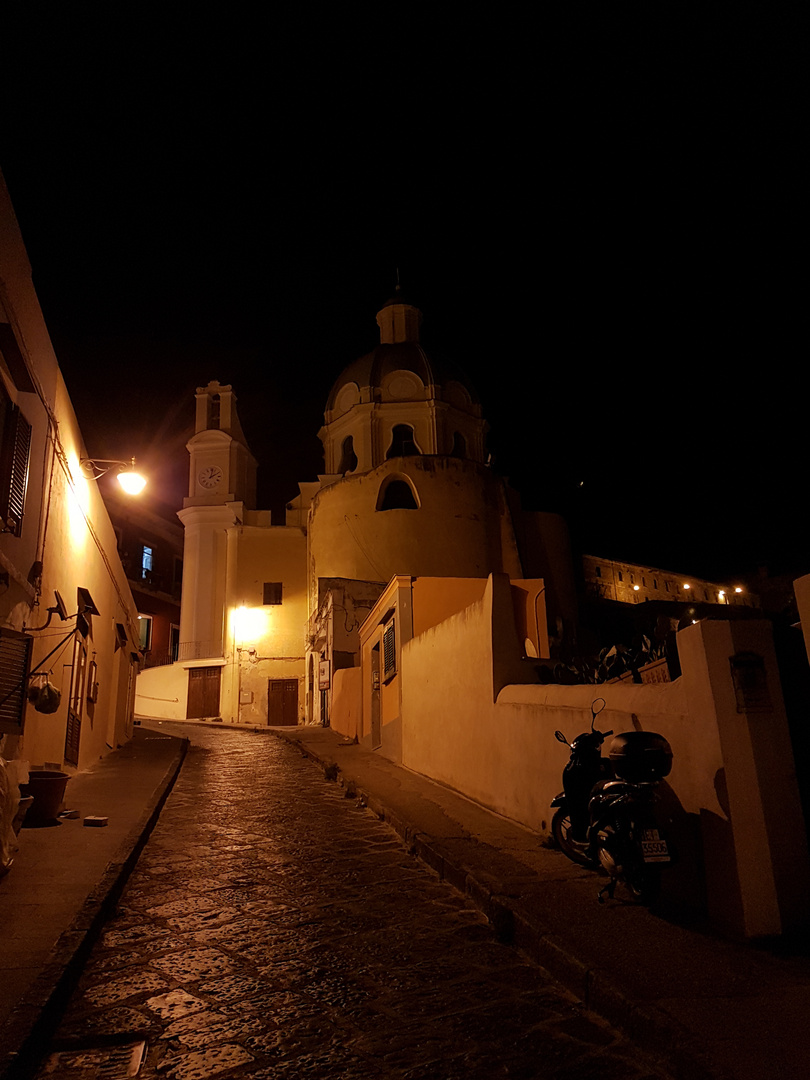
551,698 -> 673,904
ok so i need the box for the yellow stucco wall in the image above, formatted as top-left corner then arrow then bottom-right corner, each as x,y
399,580 -> 809,935
310,457 -> 521,588
222,525 -> 307,725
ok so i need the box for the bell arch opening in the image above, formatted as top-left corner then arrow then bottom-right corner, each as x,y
338,435 -> 358,474
450,431 -> 467,458
386,424 -> 421,459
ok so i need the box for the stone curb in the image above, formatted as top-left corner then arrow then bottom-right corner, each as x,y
0,739 -> 188,1080
276,731 -> 731,1080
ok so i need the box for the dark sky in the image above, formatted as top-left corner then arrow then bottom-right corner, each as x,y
1,6 -> 806,583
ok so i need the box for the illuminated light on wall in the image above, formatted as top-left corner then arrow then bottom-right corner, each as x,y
683,583 -> 691,590
735,587 -> 743,593
66,454 -> 92,552
232,604 -> 270,646
633,585 -> 640,591
719,591 -> 726,602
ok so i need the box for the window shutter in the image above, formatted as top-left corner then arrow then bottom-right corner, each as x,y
1,403 -> 32,537
383,620 -> 396,678
0,627 -> 33,735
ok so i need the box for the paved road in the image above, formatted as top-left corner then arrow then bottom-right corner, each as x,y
37,726 -> 673,1079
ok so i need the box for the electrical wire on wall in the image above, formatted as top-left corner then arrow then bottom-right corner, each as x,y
1,286 -> 140,649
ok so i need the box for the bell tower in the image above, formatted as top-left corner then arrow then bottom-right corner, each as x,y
177,382 -> 258,675
185,381 -> 257,508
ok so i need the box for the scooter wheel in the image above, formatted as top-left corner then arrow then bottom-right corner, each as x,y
551,808 -> 592,867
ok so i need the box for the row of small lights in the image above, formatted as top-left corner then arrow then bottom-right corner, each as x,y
631,582 -> 744,600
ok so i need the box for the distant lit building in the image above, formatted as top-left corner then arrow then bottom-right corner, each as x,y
582,554 -> 758,609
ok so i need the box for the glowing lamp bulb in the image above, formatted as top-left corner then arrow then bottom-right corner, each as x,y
735,587 -> 743,593
633,585 -> 640,591
118,468 -> 147,495
683,583 -> 691,590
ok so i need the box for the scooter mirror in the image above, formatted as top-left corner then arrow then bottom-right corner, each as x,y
554,730 -> 569,744
590,697 -> 606,730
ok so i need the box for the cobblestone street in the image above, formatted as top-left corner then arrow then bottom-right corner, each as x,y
39,726 -> 672,1080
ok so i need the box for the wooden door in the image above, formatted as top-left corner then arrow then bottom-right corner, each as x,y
268,679 -> 298,726
187,667 -> 221,718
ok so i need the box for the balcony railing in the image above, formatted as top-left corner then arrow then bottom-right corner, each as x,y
177,640 -> 223,662
143,650 -> 176,669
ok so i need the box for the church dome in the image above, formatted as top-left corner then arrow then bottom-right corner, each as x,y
325,288 -> 480,417
319,290 -> 487,475
325,342 -> 480,415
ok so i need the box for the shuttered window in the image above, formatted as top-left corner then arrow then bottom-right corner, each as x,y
0,627 -> 33,735
382,620 -> 396,679
0,382 -> 31,538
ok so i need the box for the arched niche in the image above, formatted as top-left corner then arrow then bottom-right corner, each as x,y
381,369 -> 425,401
334,382 -> 361,416
376,474 -> 420,511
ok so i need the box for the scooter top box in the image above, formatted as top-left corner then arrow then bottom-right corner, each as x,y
608,731 -> 672,782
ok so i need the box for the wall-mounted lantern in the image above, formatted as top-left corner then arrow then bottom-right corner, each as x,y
80,457 -> 146,494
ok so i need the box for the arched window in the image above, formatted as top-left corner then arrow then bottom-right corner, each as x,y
450,432 -> 467,458
386,424 -> 420,458
377,476 -> 419,511
338,435 -> 357,474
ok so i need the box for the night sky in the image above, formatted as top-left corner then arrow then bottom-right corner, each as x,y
1,7 -> 806,584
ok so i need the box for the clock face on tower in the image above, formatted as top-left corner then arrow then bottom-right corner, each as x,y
198,465 -> 223,490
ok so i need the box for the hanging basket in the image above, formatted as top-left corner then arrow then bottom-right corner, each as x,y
27,673 -> 62,714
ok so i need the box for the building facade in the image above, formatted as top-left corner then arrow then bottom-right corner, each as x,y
0,172 -> 141,808
582,553 -> 758,609
105,489 -> 184,669
138,289 -> 572,735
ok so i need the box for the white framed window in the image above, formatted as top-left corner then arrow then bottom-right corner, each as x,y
141,544 -> 153,580
138,614 -> 153,651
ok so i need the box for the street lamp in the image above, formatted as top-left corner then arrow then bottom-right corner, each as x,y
80,457 -> 147,494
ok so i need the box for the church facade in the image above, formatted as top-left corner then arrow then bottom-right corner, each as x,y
137,290 -> 575,750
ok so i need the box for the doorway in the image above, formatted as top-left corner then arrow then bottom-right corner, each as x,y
187,666 -> 221,718
268,679 -> 298,726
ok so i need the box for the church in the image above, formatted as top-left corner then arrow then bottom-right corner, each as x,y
137,288 -> 576,754
134,288 -> 810,939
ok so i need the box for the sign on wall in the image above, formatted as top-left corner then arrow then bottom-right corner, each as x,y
318,660 -> 330,690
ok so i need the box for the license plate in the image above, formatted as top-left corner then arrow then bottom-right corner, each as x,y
641,828 -> 670,863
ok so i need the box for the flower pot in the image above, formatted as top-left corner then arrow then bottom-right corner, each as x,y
20,771 -> 70,826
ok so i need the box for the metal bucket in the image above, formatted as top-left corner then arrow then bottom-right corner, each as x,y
20,770 -> 70,826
